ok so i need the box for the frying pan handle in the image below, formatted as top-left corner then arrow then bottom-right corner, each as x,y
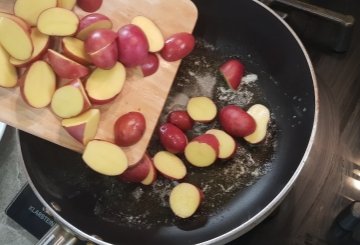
262,0 -> 355,52
273,0 -> 354,26
37,224 -> 77,245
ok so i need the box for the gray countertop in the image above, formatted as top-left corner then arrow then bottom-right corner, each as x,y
0,127 -> 37,245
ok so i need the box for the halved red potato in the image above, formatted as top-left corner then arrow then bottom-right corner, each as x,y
82,140 -> 128,176
61,109 -> 100,145
118,153 -> 152,183
14,0 -> 57,26
85,62 -> 126,104
153,151 -> 187,180
169,183 -> 203,218
19,60 -> 56,108
0,45 -> 17,88
10,27 -> 50,68
187,96 -> 217,122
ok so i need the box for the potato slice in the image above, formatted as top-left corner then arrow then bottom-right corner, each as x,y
82,140 -> 128,176
14,0 -> 57,26
0,16 -> 33,60
169,183 -> 202,218
37,7 -> 79,36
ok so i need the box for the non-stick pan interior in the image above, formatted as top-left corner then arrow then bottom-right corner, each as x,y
19,1 -> 316,244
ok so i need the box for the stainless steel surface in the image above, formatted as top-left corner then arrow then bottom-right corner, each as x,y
37,225 -> 77,245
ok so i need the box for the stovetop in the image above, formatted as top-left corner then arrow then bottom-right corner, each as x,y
0,0 -> 360,245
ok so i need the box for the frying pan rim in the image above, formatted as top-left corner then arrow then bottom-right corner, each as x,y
197,0 -> 319,244
17,0 -> 319,244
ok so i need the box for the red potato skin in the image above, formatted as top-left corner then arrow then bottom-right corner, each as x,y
47,50 -> 89,79
78,13 -> 112,30
160,32 -> 195,62
89,41 -> 118,69
77,0 -> 102,12
219,59 -> 244,90
140,52 -> 159,77
86,95 -> 117,105
193,134 -> 220,156
167,110 -> 194,132
219,105 -> 256,137
118,153 -> 152,182
158,123 -> 188,154
63,124 -> 85,144
84,81 -> 118,105
77,13 -> 113,40
85,29 -> 117,53
114,112 -> 146,147
117,24 -> 149,67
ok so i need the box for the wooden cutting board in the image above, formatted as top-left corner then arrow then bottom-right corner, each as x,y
0,0 -> 198,165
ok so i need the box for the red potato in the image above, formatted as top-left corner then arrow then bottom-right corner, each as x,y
0,12 -> 31,32
117,24 -> 149,67
169,183 -> 203,218
153,151 -> 187,180
76,13 -> 113,41
88,42 -> 118,70
206,129 -> 237,159
10,27 -> 50,68
87,41 -> 118,69
19,60 -> 56,108
114,112 -> 146,147
47,49 -> 89,79
0,16 -> 33,61
82,140 -> 128,176
184,134 -> 219,167
77,0 -> 103,12
14,0 -> 57,26
118,153 -> 152,183
125,52 -> 158,78
131,15 -> 164,52
193,134 -> 219,155
219,105 -> 256,137
141,158 -> 157,185
139,52 -> 159,77
219,59 -> 245,90
85,62 -> 126,104
51,79 -> 91,118
37,7 -> 79,36
62,37 -> 92,65
244,104 -> 271,144
85,29 -> 117,53
186,96 -> 217,122
160,32 -> 195,62
85,29 -> 118,69
61,108 -> 100,145
167,110 -> 194,131
0,45 -> 17,88
158,123 -> 188,154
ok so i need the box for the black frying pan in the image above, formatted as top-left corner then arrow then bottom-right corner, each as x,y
18,0 -> 318,244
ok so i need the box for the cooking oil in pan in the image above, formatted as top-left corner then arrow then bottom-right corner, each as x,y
93,39 -> 279,229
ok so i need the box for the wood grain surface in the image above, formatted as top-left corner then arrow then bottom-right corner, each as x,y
0,0 -> 198,165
